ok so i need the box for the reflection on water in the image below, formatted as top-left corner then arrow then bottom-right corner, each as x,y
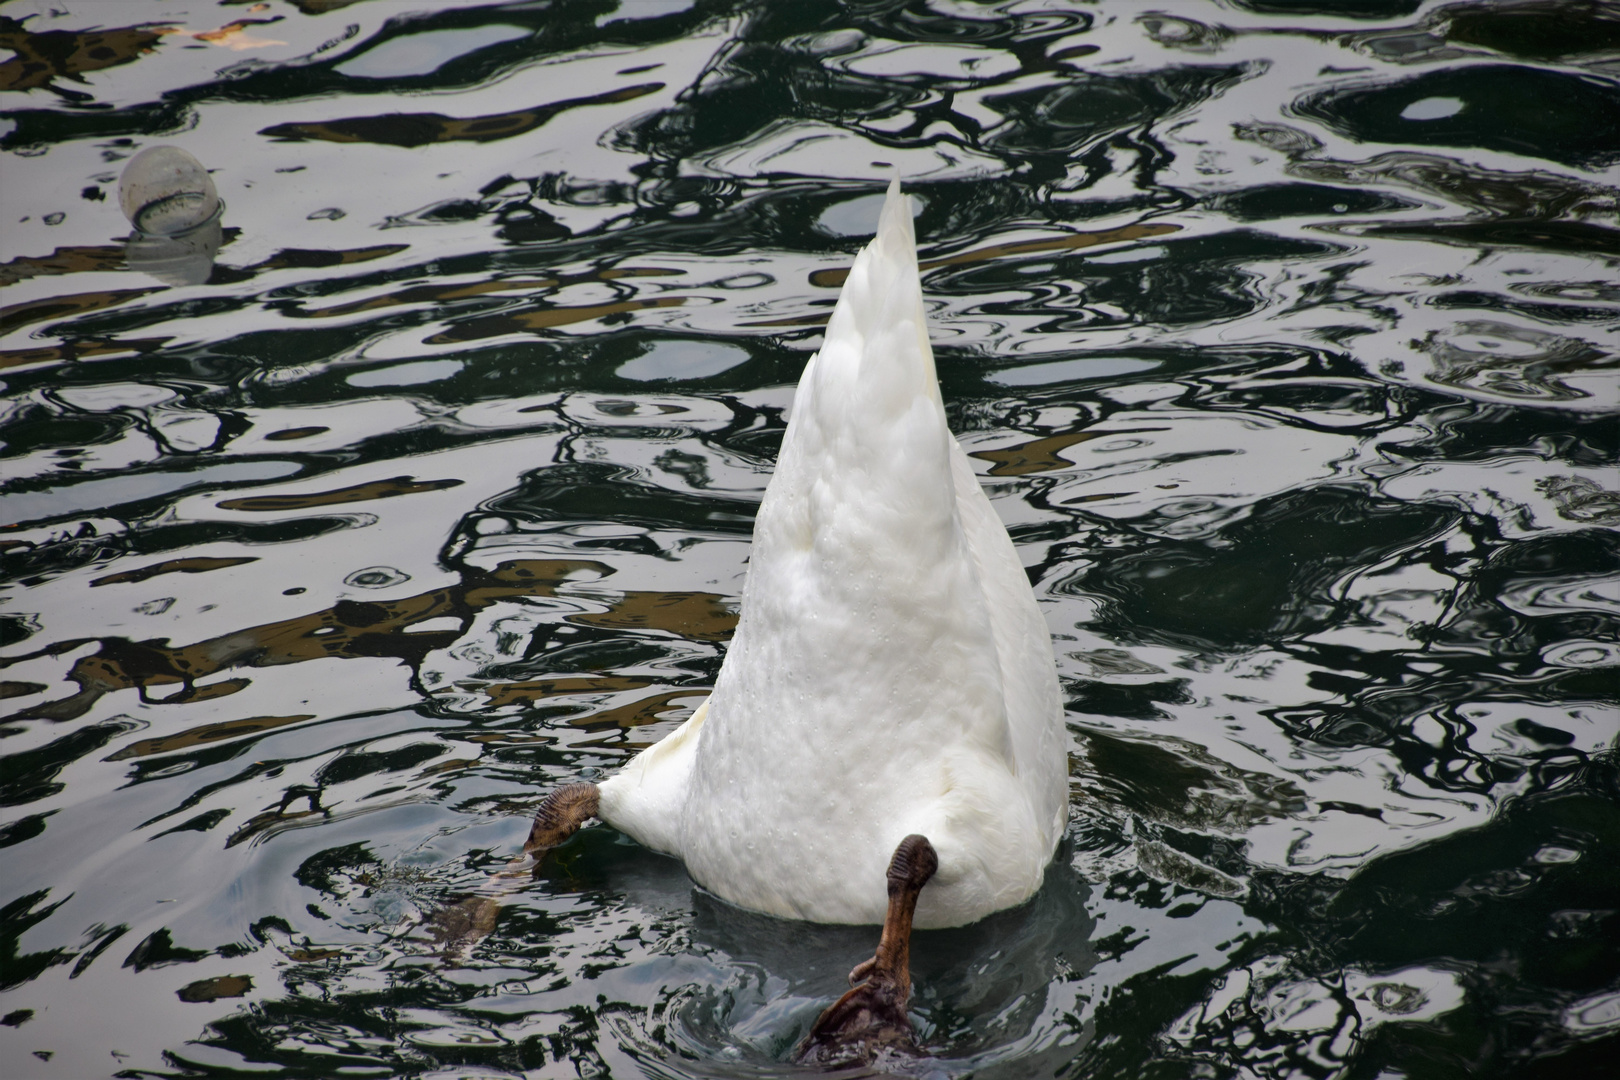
2,0 -> 1616,1077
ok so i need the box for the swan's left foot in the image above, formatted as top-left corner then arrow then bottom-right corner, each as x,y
796,834 -> 939,1065
524,781 -> 600,854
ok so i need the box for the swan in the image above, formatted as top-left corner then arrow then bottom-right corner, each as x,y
521,178 -> 1068,1060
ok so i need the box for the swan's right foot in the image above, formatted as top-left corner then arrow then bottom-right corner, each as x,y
796,834 -> 939,1065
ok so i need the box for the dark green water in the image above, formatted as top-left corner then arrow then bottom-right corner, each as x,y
2,1 -> 1618,1077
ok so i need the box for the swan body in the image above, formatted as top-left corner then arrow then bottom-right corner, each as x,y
596,180 -> 1067,929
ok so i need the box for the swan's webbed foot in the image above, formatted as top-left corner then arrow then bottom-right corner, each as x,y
427,781 -> 600,960
796,834 -> 939,1066
524,781 -> 600,855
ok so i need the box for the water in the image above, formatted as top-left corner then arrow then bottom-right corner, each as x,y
2,0 -> 1617,1076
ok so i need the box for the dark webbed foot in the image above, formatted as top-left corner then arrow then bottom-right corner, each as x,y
525,781 -> 600,854
796,834 -> 939,1066
427,781 -> 601,960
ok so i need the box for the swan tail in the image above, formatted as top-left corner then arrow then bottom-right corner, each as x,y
701,178 -> 1020,815
809,179 -> 942,445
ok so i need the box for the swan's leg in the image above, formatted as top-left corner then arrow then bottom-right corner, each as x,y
428,782 -> 600,958
796,834 -> 939,1064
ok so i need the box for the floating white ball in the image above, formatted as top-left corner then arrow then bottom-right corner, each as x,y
118,145 -> 220,236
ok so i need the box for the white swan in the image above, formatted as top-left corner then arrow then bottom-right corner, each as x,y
595,178 -> 1067,928
512,178 -> 1068,1059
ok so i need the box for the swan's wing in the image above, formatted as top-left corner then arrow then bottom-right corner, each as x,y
949,440 -> 1068,852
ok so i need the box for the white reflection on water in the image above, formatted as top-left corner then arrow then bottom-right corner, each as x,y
617,339 -> 751,382
1168,959 -> 1467,1080
814,190 -> 923,237
0,459 -> 302,528
334,25 -> 531,80
1400,96 -> 1465,121
988,357 -> 1160,386
347,359 -> 465,387
1564,989 -> 1620,1037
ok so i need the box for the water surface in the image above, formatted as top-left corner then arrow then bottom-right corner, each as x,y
2,1 -> 1618,1077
